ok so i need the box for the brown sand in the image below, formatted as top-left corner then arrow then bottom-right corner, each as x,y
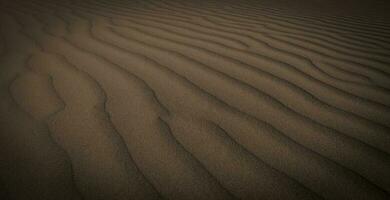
0,0 -> 389,199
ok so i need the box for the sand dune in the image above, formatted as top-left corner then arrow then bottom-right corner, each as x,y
0,0 -> 389,199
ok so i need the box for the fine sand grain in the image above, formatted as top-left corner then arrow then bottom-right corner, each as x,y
0,0 -> 389,199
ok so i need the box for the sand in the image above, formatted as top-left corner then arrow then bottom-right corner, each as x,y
0,0 -> 389,199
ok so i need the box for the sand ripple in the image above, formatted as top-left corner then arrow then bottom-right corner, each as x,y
1,0 -> 389,199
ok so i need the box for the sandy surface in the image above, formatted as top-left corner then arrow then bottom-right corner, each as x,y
0,0 -> 390,199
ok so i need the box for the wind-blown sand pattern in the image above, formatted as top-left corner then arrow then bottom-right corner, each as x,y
0,0 -> 390,199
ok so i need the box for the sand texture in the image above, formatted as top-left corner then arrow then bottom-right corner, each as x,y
0,0 -> 390,199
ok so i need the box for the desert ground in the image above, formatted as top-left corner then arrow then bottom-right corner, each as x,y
0,0 -> 390,199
